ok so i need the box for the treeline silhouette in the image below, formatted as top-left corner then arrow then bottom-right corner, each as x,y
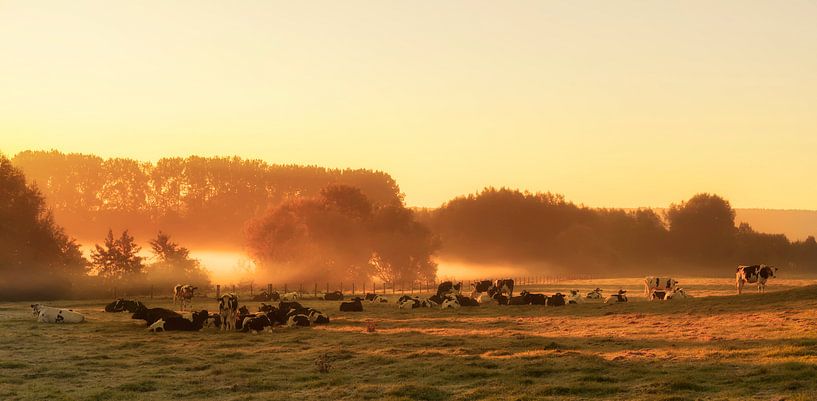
421,188 -> 817,276
12,150 -> 402,247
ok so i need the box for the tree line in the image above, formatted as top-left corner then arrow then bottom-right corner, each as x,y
421,188 -> 817,276
11,150 -> 403,246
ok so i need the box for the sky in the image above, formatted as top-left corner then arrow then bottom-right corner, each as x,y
2,0 -> 816,209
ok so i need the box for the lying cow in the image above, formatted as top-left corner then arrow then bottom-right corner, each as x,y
440,295 -> 461,309
665,287 -> 691,300
547,293 -> 566,307
218,293 -> 239,331
455,294 -> 479,307
281,292 -> 300,301
364,293 -> 388,303
323,291 -> 344,301
520,290 -> 546,305
566,290 -> 581,304
605,289 -> 628,303
31,304 -> 85,323
287,314 -> 311,327
241,314 -> 273,333
104,299 -> 145,313
586,288 -> 603,300
736,264 -> 777,294
398,297 -> 422,309
340,297 -> 363,312
252,291 -> 279,302
148,310 -> 209,332
132,306 -> 181,326
644,277 -> 678,296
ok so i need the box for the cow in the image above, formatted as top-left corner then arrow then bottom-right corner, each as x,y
491,294 -> 509,305
364,293 -> 388,303
241,314 -> 273,333
104,299 -> 145,313
566,290 -> 581,304
455,295 -> 479,307
421,298 -> 439,308
507,294 -> 530,305
173,284 -> 197,311
492,279 -> 515,297
665,287 -> 691,300
287,314 -> 311,327
586,288 -> 603,300
469,280 -> 493,298
644,277 -> 678,296
30,304 -> 85,323
649,289 -> 668,301
520,290 -> 546,305
440,295 -> 461,309
323,291 -> 344,301
399,297 -> 422,309
605,289 -> 628,303
252,291 -> 279,302
204,312 -> 222,329
281,292 -> 300,301
258,303 -> 276,313
736,265 -> 777,294
148,310 -> 209,332
547,293 -> 566,307
308,309 -> 330,324
218,293 -> 239,331
131,306 -> 182,326
436,281 -> 463,298
340,297 -> 363,312
427,294 -> 445,305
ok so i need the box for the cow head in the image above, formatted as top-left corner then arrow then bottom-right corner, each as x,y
570,290 -> 579,296
30,304 -> 42,316
618,289 -> 627,295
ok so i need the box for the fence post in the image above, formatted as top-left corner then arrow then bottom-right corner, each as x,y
314,283 -> 318,297
383,282 -> 386,294
267,284 -> 272,295
216,285 -> 220,300
352,282 -> 355,295
340,282 -> 343,294
250,283 -> 253,296
150,285 -> 153,299
300,283 -> 303,294
326,283 -> 329,294
363,282 -> 366,295
284,284 -> 288,293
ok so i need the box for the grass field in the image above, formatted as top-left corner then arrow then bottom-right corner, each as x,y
1,278 -> 817,401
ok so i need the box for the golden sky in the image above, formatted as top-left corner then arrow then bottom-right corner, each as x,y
2,1 -> 816,209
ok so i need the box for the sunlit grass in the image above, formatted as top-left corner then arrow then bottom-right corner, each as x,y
1,278 -> 816,400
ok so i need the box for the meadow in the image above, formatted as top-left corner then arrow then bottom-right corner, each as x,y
1,278 -> 816,401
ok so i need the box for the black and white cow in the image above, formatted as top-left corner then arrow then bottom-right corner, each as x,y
218,293 -> 239,331
440,295 -> 461,309
649,289 -> 668,301
566,290 -> 581,304
340,297 -> 363,312
644,277 -> 678,296
204,312 -> 222,329
252,291 -> 279,302
308,309 -> 330,324
546,293 -> 566,307
507,294 -> 530,305
323,291 -> 344,301
364,293 -> 388,303
148,310 -> 209,332
173,284 -> 197,311
469,280 -> 493,298
436,281 -> 463,298
455,294 -> 479,307
104,299 -> 145,313
281,292 -> 300,301
31,304 -> 85,323
520,290 -> 546,305
240,314 -> 273,333
604,289 -> 628,303
491,294 -> 509,305
131,306 -> 182,326
491,279 -> 514,298
398,297 -> 422,309
736,265 -> 777,294
287,314 -> 311,327
586,288 -> 603,300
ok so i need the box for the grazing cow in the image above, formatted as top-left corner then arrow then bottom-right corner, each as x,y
736,265 -> 777,294
218,293 -> 239,331
148,310 -> 209,332
131,306 -> 181,326
643,277 -> 678,296
565,290 -> 581,304
323,291 -> 344,301
665,287 -> 691,300
469,280 -> 493,298
547,293 -> 566,307
493,279 -> 515,297
281,292 -> 300,301
104,299 -> 145,313
440,295 -> 461,309
287,314 -> 311,327
586,288 -> 603,300
340,297 -> 363,312
520,290 -> 546,305
30,304 -> 85,323
436,281 -> 463,297
604,289 -> 629,303
241,314 -> 273,333
173,284 -> 197,311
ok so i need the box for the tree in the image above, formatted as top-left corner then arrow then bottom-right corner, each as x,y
666,193 -> 737,265
0,156 -> 87,299
90,229 -> 144,280
147,231 -> 209,286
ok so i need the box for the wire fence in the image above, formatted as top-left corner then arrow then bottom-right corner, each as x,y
104,274 -> 602,300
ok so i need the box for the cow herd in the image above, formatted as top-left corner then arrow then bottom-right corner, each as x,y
27,265 -> 779,327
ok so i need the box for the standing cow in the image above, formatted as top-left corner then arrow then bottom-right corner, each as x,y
736,265 -> 777,294
218,293 -> 239,331
490,279 -> 515,298
173,284 -> 197,311
643,277 -> 677,296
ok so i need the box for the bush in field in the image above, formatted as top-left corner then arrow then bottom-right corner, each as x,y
0,156 -> 87,300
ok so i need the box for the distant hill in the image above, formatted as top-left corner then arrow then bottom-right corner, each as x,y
734,209 -> 817,241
